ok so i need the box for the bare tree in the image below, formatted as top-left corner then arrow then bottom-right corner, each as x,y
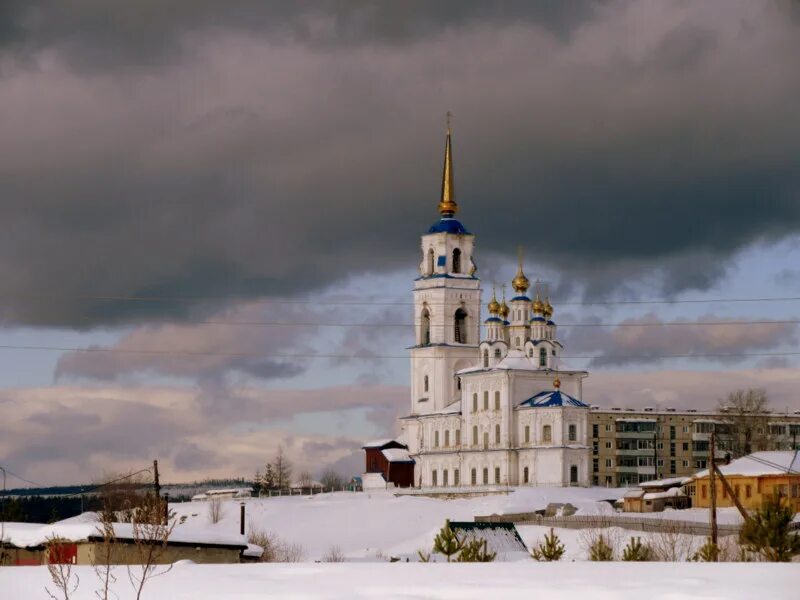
92,510 -> 118,600
247,527 -> 305,562
207,497 -> 223,524
719,388 -> 770,455
127,494 -> 176,600
319,467 -> 345,490
273,447 -> 292,490
298,470 -> 313,489
321,545 -> 345,562
45,537 -> 80,600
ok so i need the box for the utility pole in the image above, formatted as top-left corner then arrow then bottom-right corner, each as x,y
709,431 -> 718,553
153,460 -> 161,499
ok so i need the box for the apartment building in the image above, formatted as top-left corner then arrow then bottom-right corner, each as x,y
589,407 -> 800,487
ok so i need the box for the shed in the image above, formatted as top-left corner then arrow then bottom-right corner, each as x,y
362,439 -> 415,488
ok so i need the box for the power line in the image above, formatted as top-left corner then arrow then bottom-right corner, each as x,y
0,343 -> 798,362
0,466 -> 46,489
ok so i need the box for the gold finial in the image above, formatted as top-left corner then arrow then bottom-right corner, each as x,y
553,376 -> 561,389
487,283 -> 500,315
532,279 -> 544,314
437,112 -> 458,217
499,285 -> 509,319
512,246 -> 530,293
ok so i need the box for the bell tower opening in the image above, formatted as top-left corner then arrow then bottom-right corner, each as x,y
452,248 -> 461,273
421,307 -> 431,346
454,308 -> 467,344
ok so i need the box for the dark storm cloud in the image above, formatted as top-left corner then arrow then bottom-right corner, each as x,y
0,0 -> 799,327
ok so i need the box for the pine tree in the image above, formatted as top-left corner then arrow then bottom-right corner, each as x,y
273,447 -> 292,490
739,493 -> 800,562
457,538 -> 496,562
530,528 -> 565,561
262,464 -> 276,490
253,471 -> 262,497
691,538 -> 720,562
588,534 -> 614,561
432,519 -> 462,562
622,537 -> 653,561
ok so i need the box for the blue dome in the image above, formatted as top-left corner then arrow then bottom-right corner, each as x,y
485,316 -> 503,323
428,218 -> 471,235
520,390 -> 589,408
510,296 -> 531,302
530,316 -> 546,322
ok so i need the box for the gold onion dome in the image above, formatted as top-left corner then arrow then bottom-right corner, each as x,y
512,253 -> 530,294
499,287 -> 510,319
437,114 -> 458,217
532,293 -> 545,314
487,288 -> 501,315
543,298 -> 554,318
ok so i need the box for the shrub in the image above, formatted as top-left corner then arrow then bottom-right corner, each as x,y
739,494 -> 800,562
322,545 -> 345,563
588,534 -> 615,561
456,538 -> 496,563
622,537 -> 653,562
530,528 -> 565,561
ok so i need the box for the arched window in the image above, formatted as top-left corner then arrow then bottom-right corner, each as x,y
570,465 -> 578,485
423,375 -> 429,393
483,391 -> 489,410
452,248 -> 462,273
444,430 -> 450,447
494,349 -> 501,360
455,429 -> 461,446
457,377 -> 461,390
472,394 -> 478,413
472,425 -> 478,445
454,469 -> 460,486
432,470 -> 438,487
443,469 -> 449,486
543,424 -> 552,443
434,431 -> 439,447
495,424 -> 500,444
482,468 -> 488,485
483,432 -> 489,449
539,347 -> 547,367
524,425 -> 530,443
569,424 -> 577,442
495,467 -> 501,484
426,248 -> 434,274
454,308 -> 467,343
494,391 -> 500,411
421,308 -> 431,346
523,466 -> 529,484
471,468 -> 477,485
482,349 -> 488,368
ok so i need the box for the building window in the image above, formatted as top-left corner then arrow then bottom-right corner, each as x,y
592,424 -> 599,438
568,424 -> 577,442
472,393 -> 478,413
482,468 -> 488,485
434,431 -> 439,447
454,308 -> 467,344
494,391 -> 500,410
495,467 -> 501,484
452,248 -> 462,273
426,248 -> 434,274
570,465 -> 578,484
745,485 -> 752,499
483,350 -> 488,368
494,349 -> 501,359
543,425 -> 552,443
483,432 -> 489,449
454,469 -> 460,486
605,441 -> 612,449
483,391 -> 489,410
539,347 -> 547,367
455,429 -> 461,446
670,460 -> 676,475
683,460 -> 689,468
423,375 -> 429,393
472,425 -> 478,446
683,442 -> 689,451
524,425 -> 530,443
495,424 -> 501,444
605,459 -> 612,468
420,308 -> 431,345
605,424 -> 612,432
444,430 -> 450,447
592,459 -> 599,473
432,470 -> 437,487
670,426 -> 676,440
443,469 -> 449,487
471,468 -> 477,485
522,466 -> 530,484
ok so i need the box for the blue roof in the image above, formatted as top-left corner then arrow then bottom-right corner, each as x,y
547,320 -> 555,326
427,218 -> 471,235
485,316 -> 503,323
530,316 -> 546,322
510,296 -> 530,302
519,390 -> 589,408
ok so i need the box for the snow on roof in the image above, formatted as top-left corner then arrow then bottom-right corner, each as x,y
381,448 -> 414,463
1,518 -> 248,549
639,477 -> 692,489
642,487 -> 685,501
694,451 -> 800,479
362,439 -> 396,449
449,522 -> 527,555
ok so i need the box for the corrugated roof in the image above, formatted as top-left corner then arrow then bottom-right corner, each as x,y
519,390 -> 589,408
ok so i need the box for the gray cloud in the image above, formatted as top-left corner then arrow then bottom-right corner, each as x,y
0,0 -> 798,327
565,312 -> 798,367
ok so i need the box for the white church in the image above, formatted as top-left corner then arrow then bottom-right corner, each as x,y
396,125 -> 591,488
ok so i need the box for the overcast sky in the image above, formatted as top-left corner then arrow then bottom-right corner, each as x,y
1,0 -> 800,486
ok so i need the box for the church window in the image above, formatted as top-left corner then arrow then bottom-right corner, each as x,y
472,394 -> 477,413
452,248 -> 462,273
495,467 -> 501,484
482,350 -> 488,368
570,465 -> 578,484
423,375 -> 429,393
454,469 -> 460,486
421,308 -> 431,346
426,248 -> 434,274
523,466 -> 529,484
539,347 -> 547,367
471,468 -> 477,485
455,429 -> 461,446
495,424 -> 500,444
494,349 -> 501,360
454,308 -> 467,343
483,432 -> 489,449
444,430 -> 450,447
568,424 -> 577,442
494,391 -> 500,410
543,425 -> 552,443
472,426 -> 478,446
483,391 -> 488,410
524,425 -> 530,443
457,377 -> 461,390
443,469 -> 449,486
432,470 -> 437,487
434,431 -> 439,447
482,468 -> 488,485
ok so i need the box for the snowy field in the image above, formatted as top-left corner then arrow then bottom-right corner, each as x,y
169,487 -> 625,561
3,562 -> 800,599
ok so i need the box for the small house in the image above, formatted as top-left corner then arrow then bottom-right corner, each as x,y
361,439 -> 415,488
622,477 -> 691,512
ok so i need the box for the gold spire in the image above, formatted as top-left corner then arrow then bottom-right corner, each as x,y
437,112 -> 458,217
553,375 -> 561,389
499,285 -> 509,319
532,279 -> 544,314
511,246 -> 530,293
487,284 -> 500,315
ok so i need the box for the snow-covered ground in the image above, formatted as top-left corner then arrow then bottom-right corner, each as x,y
168,487 -> 633,561
3,562 -> 799,599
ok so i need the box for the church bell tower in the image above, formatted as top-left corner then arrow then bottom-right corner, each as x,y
410,120 -> 481,415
